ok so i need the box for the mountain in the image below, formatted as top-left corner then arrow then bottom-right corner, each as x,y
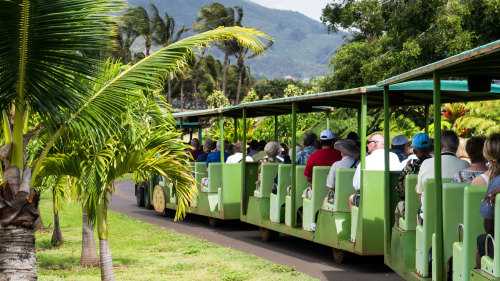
127,0 -> 345,80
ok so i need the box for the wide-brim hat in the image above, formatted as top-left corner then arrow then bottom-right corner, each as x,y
334,139 -> 360,158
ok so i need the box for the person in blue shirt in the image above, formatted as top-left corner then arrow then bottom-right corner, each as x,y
390,135 -> 408,162
197,138 -> 215,163
476,134 -> 500,268
206,140 -> 230,167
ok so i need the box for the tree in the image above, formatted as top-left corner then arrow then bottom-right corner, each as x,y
194,3 -> 243,97
0,0 -> 271,277
116,17 -> 140,64
124,4 -> 163,57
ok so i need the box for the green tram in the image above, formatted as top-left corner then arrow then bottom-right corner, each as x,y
134,39 -> 500,281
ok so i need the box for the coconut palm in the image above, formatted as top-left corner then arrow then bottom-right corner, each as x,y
194,3 -> 244,97
0,0 -> 271,278
124,5 -> 162,57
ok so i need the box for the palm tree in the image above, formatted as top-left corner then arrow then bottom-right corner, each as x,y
0,0 -> 270,278
194,3 -> 244,97
116,17 -> 140,64
124,5 -> 161,57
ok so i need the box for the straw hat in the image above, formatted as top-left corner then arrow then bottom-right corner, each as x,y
264,141 -> 281,157
334,139 -> 360,158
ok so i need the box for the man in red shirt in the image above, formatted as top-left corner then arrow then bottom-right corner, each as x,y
304,129 -> 342,183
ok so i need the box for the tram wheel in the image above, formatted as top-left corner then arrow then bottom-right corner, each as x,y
136,185 -> 145,207
208,217 -> 219,227
152,185 -> 165,213
259,227 -> 279,241
332,248 -> 351,263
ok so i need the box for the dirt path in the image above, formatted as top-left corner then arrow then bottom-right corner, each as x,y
110,180 -> 402,281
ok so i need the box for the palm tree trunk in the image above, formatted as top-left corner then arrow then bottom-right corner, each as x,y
236,57 -> 244,105
180,80 -> 184,112
145,38 -> 151,57
0,226 -> 37,281
97,199 -> 115,281
51,189 -> 63,245
222,42 -> 229,97
81,211 -> 99,266
167,74 -> 172,104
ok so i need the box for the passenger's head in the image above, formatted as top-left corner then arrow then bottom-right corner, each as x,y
258,140 -> 267,151
367,133 -> 384,153
392,135 -> 408,150
203,138 -> 214,153
320,129 -> 335,147
441,130 -> 460,153
226,142 -> 234,155
233,141 -> 244,154
334,139 -> 360,159
411,133 -> 431,157
249,140 -> 259,151
190,138 -> 200,149
280,143 -> 289,156
466,136 -> 487,164
303,132 -> 318,147
483,134 -> 500,184
347,132 -> 359,142
456,137 -> 468,160
264,141 -> 281,158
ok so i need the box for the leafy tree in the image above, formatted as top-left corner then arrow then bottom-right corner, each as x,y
116,17 -> 140,64
456,100 -> 500,136
194,3 -> 244,97
124,4 -> 163,57
253,78 -> 314,99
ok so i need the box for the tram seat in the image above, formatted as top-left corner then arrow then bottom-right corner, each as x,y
415,178 -> 452,277
270,164 -> 291,223
452,186 -> 487,281
220,164 -> 243,218
202,163 -> 222,193
193,162 -> 208,207
285,166 -> 309,227
331,168 -> 356,212
398,174 -> 419,231
303,166 -> 330,231
254,163 -> 279,198
480,193 -> 500,278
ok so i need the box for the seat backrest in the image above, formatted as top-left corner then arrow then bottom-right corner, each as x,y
311,166 -> 331,206
295,166 -> 309,204
221,163 -> 243,218
259,163 -> 280,197
194,162 -> 208,192
404,174 -> 419,230
208,163 -> 223,193
333,168 -> 355,212
277,164 -> 292,200
442,182 -> 467,264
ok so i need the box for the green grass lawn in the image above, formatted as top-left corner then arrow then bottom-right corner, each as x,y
36,192 -> 316,280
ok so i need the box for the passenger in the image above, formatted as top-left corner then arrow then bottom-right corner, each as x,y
255,141 -> 281,191
226,142 -> 234,155
197,138 -> 214,163
187,138 -> 203,161
252,140 -> 268,162
400,140 -> 419,168
394,133 -> 432,227
278,143 -> 291,164
247,140 -> 259,157
226,141 -> 254,163
205,140 -> 230,168
452,136 -> 487,183
416,130 -> 470,224
325,139 -> 360,206
391,135 -> 409,162
302,129 -> 342,199
296,132 -> 318,165
347,132 -> 359,142
350,133 -> 401,211
475,134 -> 500,268
457,137 -> 471,164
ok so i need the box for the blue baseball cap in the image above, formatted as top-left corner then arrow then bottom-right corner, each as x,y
411,133 -> 430,148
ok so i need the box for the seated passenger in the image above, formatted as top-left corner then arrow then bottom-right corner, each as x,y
302,130 -> 342,199
277,143 -> 291,164
350,133 -> 401,211
452,136 -> 487,183
247,140 -> 259,157
390,135 -> 409,162
296,132 -> 318,165
457,137 -> 471,164
252,140 -> 268,162
187,138 -> 203,161
197,138 -> 214,163
255,141 -> 281,191
476,134 -> 500,267
226,141 -> 253,163
325,139 -> 360,205
200,140 -> 230,190
416,130 -> 470,224
394,133 -> 431,227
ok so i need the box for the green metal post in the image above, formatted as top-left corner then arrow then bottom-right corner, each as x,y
241,109 -> 247,216
179,119 -> 183,141
198,126 -> 203,144
189,129 -> 193,141
424,104 -> 430,135
326,112 -> 330,130
383,86 -> 391,257
234,117 -> 238,143
433,72 -> 443,281
291,102 -> 297,228
274,115 -> 278,141
220,113 -> 224,163
358,107 -> 362,136
360,94 -> 367,171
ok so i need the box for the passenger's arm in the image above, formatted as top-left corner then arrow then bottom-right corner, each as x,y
484,218 -> 494,235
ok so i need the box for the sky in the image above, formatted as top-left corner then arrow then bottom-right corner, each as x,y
249,0 -> 331,22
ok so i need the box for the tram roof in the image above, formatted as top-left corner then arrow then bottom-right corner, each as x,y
378,39 -> 500,86
172,106 -> 241,119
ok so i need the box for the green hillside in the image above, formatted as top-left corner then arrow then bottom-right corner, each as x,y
127,0 -> 345,80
